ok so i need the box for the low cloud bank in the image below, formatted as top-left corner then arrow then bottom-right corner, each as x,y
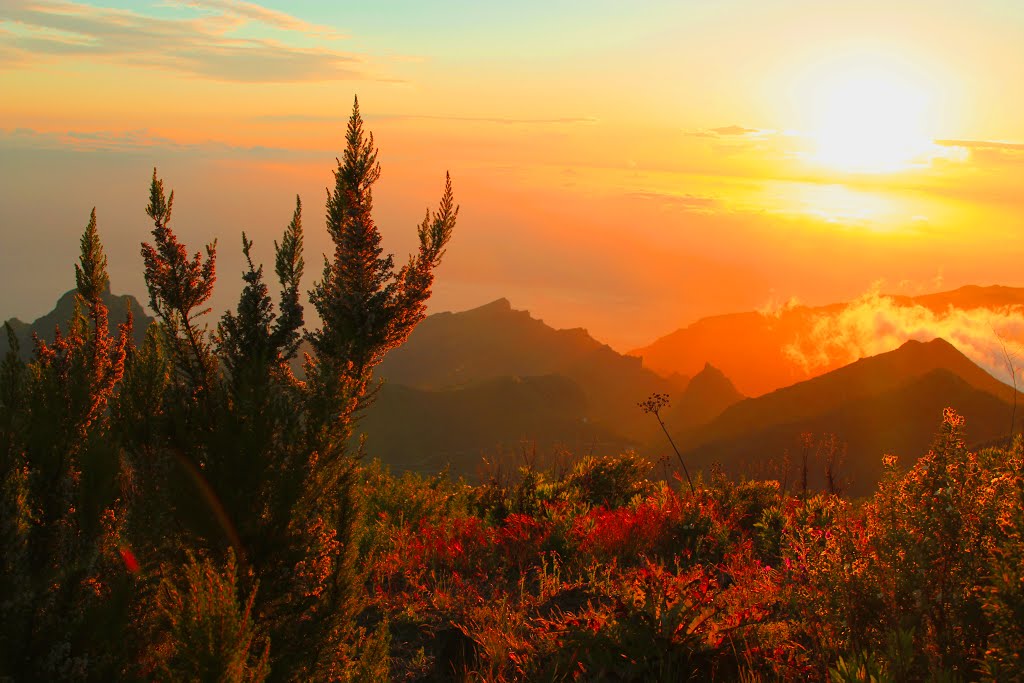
784,290 -> 1024,385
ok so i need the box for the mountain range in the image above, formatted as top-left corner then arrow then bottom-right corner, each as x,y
373,298 -> 687,443
632,285 -> 1024,396
672,338 -> 1020,496
6,285 -> 1023,494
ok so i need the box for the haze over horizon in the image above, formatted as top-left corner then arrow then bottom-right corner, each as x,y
3,0 -> 1024,349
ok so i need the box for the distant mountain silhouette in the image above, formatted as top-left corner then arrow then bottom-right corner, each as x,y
357,373 -> 632,479
374,298 -> 686,440
910,284 -> 1024,310
664,362 -> 744,431
632,285 -> 1024,396
1,286 -> 152,358
668,339 -> 1020,496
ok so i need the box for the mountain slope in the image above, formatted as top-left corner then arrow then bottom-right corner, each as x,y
375,298 -> 686,440
669,339 -> 1019,496
358,374 -> 632,478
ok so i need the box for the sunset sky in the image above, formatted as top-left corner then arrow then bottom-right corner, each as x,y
2,0 -> 1024,349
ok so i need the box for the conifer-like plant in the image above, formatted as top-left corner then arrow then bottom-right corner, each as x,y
292,95 -> 458,680
130,98 -> 455,680
0,210 -> 133,680
140,172 -> 218,395
308,96 -> 458,410
0,97 -> 456,681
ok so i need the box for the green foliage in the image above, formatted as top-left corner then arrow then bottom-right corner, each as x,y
980,443 -> 1024,681
113,324 -> 170,452
74,208 -> 109,304
0,211 -> 132,681
217,233 -> 277,386
753,505 -> 786,566
148,550 -> 269,682
0,323 -> 26,448
308,96 -> 457,392
347,620 -> 391,683
140,168 -> 218,393
829,651 -> 891,683
862,409 -> 1005,675
272,196 -> 305,362
560,451 -> 657,508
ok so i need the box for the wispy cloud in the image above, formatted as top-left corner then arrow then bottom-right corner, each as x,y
0,126 -> 326,158
171,0 -> 343,38
688,125 -> 765,139
934,138 -> 1024,166
253,113 -> 600,126
0,0 -> 382,82
935,139 -> 1024,153
783,288 -> 1024,384
711,125 -> 759,136
757,293 -> 803,318
627,190 -> 718,213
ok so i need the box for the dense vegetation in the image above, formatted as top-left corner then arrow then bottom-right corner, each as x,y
353,416 -> 1024,681
0,98 -> 456,681
1,99 -> 1023,681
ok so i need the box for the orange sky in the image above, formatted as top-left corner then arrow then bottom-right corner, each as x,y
2,0 -> 1024,349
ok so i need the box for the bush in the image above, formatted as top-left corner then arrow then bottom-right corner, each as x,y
146,550 -> 269,682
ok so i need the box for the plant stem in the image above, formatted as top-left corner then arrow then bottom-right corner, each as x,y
655,411 -> 695,494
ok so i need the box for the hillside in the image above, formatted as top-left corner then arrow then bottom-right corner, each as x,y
669,339 -> 1020,496
374,298 -> 686,440
633,285 -> 1024,396
357,373 -> 632,479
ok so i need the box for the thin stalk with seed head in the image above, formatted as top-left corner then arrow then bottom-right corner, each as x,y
639,393 -> 695,494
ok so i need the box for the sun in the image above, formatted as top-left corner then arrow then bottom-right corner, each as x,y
806,61 -> 936,173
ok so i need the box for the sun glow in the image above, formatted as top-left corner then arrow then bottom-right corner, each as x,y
806,61 -> 936,174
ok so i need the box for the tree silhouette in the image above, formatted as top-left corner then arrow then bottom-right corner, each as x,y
308,96 -> 458,403
140,171 -> 217,394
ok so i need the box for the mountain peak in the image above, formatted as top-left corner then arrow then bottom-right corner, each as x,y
665,362 -> 743,430
475,297 -> 513,313
686,362 -> 742,399
680,332 -> 1021,496
891,337 -> 973,368
793,335 -> 997,400
375,295 -> 681,440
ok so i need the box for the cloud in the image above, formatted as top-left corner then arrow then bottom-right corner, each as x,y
627,190 -> 718,212
171,0 -> 342,38
253,113 -> 600,126
757,294 -> 802,319
0,126 -> 325,158
935,139 -> 1024,153
0,0 -> 380,82
711,125 -> 759,136
783,289 -> 1024,384
934,138 -> 1024,166
688,125 -> 764,138
381,114 -> 599,126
